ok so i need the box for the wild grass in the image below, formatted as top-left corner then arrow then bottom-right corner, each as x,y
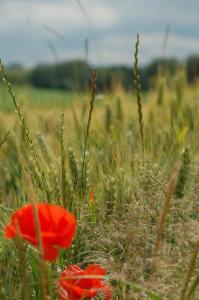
0,55 -> 199,299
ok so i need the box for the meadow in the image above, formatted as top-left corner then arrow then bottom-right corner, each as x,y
1,46 -> 199,299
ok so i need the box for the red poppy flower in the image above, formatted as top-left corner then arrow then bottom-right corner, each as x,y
57,264 -> 111,300
4,203 -> 77,261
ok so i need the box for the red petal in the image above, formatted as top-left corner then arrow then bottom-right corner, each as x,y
42,245 -> 59,261
58,282 -> 95,300
4,203 -> 77,261
12,205 -> 36,237
84,265 -> 106,276
61,265 -> 84,276
4,225 -> 15,238
58,264 -> 111,300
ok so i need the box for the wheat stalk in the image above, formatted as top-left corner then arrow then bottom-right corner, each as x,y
134,33 -> 144,154
59,110 -> 67,208
80,69 -> 96,203
151,161 -> 179,276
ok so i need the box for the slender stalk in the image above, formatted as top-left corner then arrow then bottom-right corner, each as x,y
33,204 -> 48,300
15,222 -> 30,300
0,131 -> 9,148
181,241 -> 199,300
61,275 -> 105,280
28,178 -> 48,300
151,162 -> 179,275
73,70 -> 97,257
134,33 -> 144,154
59,110 -> 67,208
80,69 -> 97,204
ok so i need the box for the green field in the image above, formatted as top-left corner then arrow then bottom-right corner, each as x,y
1,60 -> 199,300
0,85 -> 82,112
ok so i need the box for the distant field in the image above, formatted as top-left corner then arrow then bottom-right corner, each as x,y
0,85 -> 84,111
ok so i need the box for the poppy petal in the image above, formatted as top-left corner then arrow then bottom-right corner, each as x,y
4,224 -> 15,238
84,264 -> 106,276
4,203 -> 77,261
57,264 -> 111,300
43,245 -> 59,261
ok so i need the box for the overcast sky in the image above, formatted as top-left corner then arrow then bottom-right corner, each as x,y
0,0 -> 199,67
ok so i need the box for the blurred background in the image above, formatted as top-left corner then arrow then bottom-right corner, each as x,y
0,0 -> 199,91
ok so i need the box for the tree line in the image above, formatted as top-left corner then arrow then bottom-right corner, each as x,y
4,55 -> 199,91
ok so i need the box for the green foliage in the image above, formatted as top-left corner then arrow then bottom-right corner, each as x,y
186,55 -> 199,83
30,60 -> 90,90
68,148 -> 79,192
104,104 -> 112,134
183,104 -> 195,131
157,77 -> 165,106
116,97 -> 123,123
175,147 -> 191,198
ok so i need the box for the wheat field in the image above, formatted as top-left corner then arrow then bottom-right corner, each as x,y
0,47 -> 199,300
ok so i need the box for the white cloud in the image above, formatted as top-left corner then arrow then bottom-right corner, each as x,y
87,32 -> 199,66
140,32 -> 199,62
0,0 -> 118,31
